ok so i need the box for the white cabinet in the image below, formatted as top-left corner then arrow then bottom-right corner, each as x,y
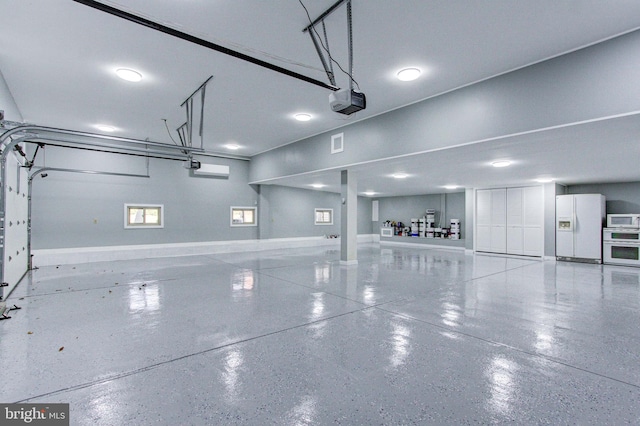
490,224 -> 507,253
476,189 -> 507,254
507,188 -> 524,254
476,189 -> 492,252
507,227 -> 524,254
476,186 -> 543,256
522,186 -> 543,256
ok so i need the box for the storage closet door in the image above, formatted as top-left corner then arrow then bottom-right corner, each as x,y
476,189 -> 507,253
507,188 -> 524,255
522,186 -> 543,256
490,189 -> 507,253
476,189 -> 492,252
476,186 -> 543,256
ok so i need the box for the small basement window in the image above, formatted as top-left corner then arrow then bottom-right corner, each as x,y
125,204 -> 164,229
231,207 -> 257,226
315,208 -> 333,225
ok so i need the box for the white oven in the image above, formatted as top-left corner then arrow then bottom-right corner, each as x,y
603,228 -> 640,266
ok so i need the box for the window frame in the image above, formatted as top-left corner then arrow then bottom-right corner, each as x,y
230,206 -> 258,227
124,204 -> 164,229
314,208 -> 334,225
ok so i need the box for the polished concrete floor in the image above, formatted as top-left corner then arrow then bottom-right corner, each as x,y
2,243 -> 640,424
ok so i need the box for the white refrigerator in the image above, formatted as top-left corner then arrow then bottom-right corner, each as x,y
556,194 -> 606,263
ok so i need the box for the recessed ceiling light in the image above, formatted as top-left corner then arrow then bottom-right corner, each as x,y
491,160 -> 512,168
224,144 -> 240,150
294,113 -> 312,122
310,183 -> 325,189
535,177 -> 554,183
116,68 -> 143,82
363,191 -> 377,196
392,173 -> 408,179
443,185 -> 459,190
396,67 -> 421,81
96,124 -> 115,132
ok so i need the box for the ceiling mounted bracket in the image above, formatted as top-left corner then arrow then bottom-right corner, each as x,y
307,21 -> 336,86
302,0 -> 354,90
177,76 -> 212,151
302,0 -> 364,115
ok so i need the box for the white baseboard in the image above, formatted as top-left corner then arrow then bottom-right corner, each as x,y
379,240 -> 465,251
474,251 -> 544,261
32,234 -> 380,266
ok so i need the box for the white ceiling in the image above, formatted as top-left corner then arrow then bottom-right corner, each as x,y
2,1 -> 640,196
267,114 -> 640,196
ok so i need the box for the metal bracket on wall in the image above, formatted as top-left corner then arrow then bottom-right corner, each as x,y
0,303 -> 21,321
0,120 -> 25,130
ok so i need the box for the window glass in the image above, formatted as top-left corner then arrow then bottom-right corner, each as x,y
315,208 -> 333,225
231,207 -> 257,226
125,204 -> 163,228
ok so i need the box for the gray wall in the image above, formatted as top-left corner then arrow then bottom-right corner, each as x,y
258,184 -> 373,239
374,192 -> 465,237
250,30 -> 640,183
357,196 -> 374,235
0,68 -> 22,121
567,181 -> 640,214
258,185 -> 340,238
31,146 -> 375,250
31,147 -> 258,249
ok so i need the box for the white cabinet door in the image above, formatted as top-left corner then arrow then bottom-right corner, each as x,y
476,190 -> 492,226
490,189 -> 507,253
507,226 -> 524,254
507,188 -> 524,255
523,186 -> 543,226
478,187 -> 543,256
522,186 -> 543,256
507,188 -> 523,226
491,225 -> 507,253
491,189 -> 507,225
523,227 -> 543,256
476,225 -> 491,252
476,190 -> 493,251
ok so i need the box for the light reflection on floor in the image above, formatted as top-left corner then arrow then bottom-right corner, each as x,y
3,244 -> 640,424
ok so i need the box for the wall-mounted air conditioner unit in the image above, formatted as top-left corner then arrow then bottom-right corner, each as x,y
193,164 -> 230,178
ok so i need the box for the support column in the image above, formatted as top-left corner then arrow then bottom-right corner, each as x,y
340,169 -> 357,265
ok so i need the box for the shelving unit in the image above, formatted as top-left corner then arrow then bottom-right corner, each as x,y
380,234 -> 465,249
376,192 -> 466,249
